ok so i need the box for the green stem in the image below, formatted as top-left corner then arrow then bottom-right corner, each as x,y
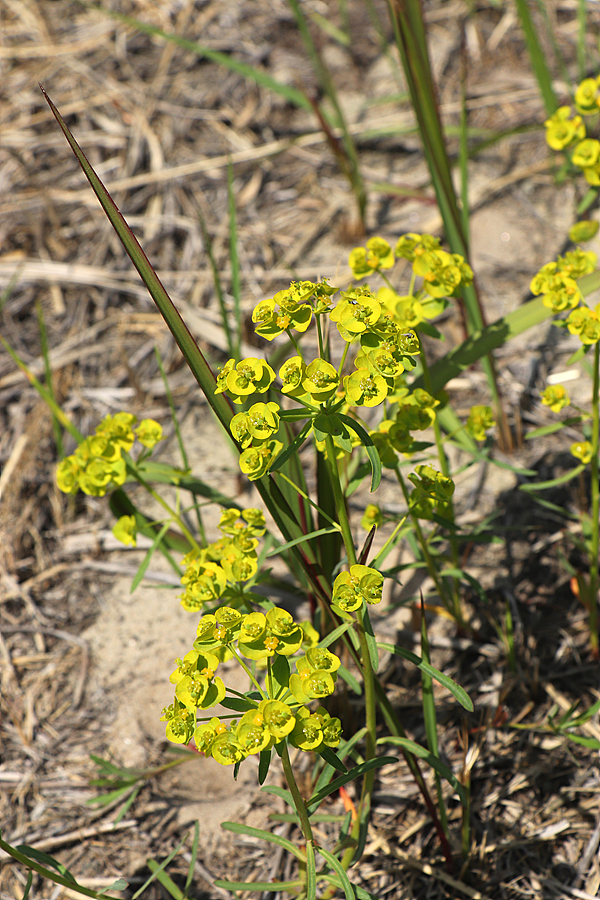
589,340 -> 599,657
323,432 -> 377,867
127,460 -> 200,552
226,645 -> 268,699
419,347 -> 462,620
279,740 -> 314,845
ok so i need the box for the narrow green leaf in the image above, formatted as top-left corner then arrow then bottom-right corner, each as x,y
22,871 -> 33,900
83,5 -> 312,112
227,160 -> 242,359
377,736 -> 467,805
362,608 -> 379,673
266,526 -> 341,557
306,840 -> 317,900
15,847 -> 77,884
307,757 -> 397,810
131,834 -> 188,900
337,664 -> 362,695
0,335 -> 82,443
146,862 -> 184,900
317,745 -> 349,774
259,749 -> 272,785
184,821 -> 200,897
526,417 -> 584,439
337,414 -> 382,491
220,822 -> 306,861
269,419 -> 314,473
520,465 -> 586,491
318,622 -> 351,648
318,847 -> 356,900
0,834 -> 110,899
215,880 -> 303,891
261,785 -> 295,808
514,0 -> 558,115
130,522 -> 171,593
135,461 -> 239,507
411,296 -> 554,395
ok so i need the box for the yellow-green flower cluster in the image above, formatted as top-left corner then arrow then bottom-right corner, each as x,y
191,702 -> 341,764
349,235 -> 473,302
179,508 -> 265,611
332,564 -> 384,614
566,302 -> 600,344
161,604 -> 342,762
466,405 -> 496,441
541,385 -> 570,413
56,413 -> 163,497
571,440 -> 593,464
530,250 -> 597,314
545,77 -> 600,183
408,464 -> 455,521
251,280 -> 337,341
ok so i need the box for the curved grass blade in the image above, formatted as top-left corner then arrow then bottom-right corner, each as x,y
220,822 -> 306,861
318,847 -> 356,900
83,4 -> 311,112
306,839 -> 317,900
377,736 -> 467,805
337,414 -> 382,491
40,86 -> 233,436
269,419 -> 314,473
520,465 -> 586,491
130,522 -> 171,593
378,642 -> 473,711
307,757 -> 397,811
215,880 -> 302,892
362,608 -> 379,674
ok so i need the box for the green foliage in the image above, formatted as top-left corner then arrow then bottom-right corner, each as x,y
29,31 -> 600,894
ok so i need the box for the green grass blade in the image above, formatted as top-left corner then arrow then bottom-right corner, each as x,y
81,4 -> 312,112
306,840 -> 317,900
220,822 -> 306,861
41,88 -> 335,605
130,522 -> 171,593
131,835 -> 188,900
227,161 -> 242,360
514,0 -> 558,115
411,296 -> 554,395
183,819 -> 200,897
35,300 -> 64,457
318,847 -> 356,900
215,880 -> 302,892
0,335 -> 82,443
378,643 -> 472,710
40,87 -> 233,436
145,862 -> 183,900
377,736 -> 467,805
520,465 -> 586,491
0,834 -> 114,900
307,757 -> 397,810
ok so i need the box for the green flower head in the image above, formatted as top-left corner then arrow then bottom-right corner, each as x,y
344,368 -> 388,408
568,220 -> 599,243
541,385 -> 570,413
574,77 -> 600,115
466,405 -> 496,441
112,514 -> 137,547
349,237 -> 394,280
302,358 -> 340,403
135,418 -> 163,449
571,440 -> 593,464
225,358 -> 276,404
239,439 -> 283,481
